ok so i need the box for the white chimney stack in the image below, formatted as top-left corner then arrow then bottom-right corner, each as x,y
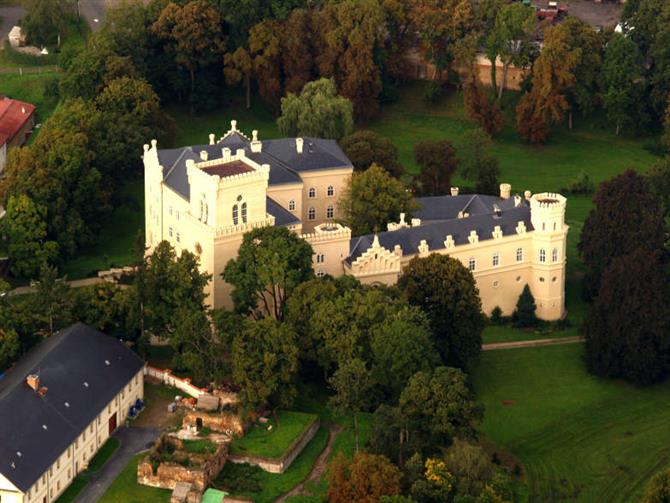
209,133 -> 215,145
500,183 -> 511,200
222,147 -> 231,161
524,190 -> 532,200
250,130 -> 262,153
296,137 -> 304,154
450,187 -> 459,196
230,120 -> 237,132
200,151 -> 208,161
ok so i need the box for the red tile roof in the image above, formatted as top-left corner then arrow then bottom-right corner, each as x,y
0,96 -> 36,147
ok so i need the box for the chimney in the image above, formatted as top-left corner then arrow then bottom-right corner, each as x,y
222,147 -> 231,161
524,190 -> 532,200
250,130 -> 262,153
230,120 -> 237,132
450,187 -> 459,196
27,374 -> 40,391
296,137 -> 304,154
209,133 -> 215,146
200,151 -> 208,161
500,183 -> 511,200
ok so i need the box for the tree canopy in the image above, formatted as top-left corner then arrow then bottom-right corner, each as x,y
339,130 -> 404,178
414,140 -> 459,196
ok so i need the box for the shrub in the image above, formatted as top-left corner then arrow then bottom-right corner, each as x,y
424,81 -> 443,104
567,170 -> 595,194
489,307 -> 503,325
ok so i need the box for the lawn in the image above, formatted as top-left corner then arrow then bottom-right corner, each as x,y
0,71 -> 60,123
472,344 -> 670,502
214,426 -> 329,503
98,453 -> 171,503
87,437 -> 121,472
60,181 -> 144,279
53,476 -> 88,503
229,410 -> 319,459
482,324 -> 579,345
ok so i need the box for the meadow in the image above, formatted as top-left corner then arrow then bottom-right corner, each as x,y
472,344 -> 670,502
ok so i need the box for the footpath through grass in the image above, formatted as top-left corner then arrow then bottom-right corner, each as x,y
472,344 -> 670,502
229,410 -> 318,459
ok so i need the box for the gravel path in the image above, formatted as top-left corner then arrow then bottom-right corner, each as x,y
482,336 -> 584,351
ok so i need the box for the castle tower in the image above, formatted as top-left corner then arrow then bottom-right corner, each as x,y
529,193 -> 569,320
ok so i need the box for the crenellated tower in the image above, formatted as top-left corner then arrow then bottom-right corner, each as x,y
529,192 -> 569,320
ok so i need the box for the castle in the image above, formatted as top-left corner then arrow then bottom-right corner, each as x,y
143,121 -> 568,320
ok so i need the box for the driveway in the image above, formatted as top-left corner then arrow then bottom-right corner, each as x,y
74,426 -> 159,503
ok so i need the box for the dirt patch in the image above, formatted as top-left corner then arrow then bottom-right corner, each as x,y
133,380 -> 185,429
479,438 -> 525,477
502,400 -> 517,407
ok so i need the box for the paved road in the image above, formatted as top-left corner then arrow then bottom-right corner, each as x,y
74,426 -> 159,503
482,336 -> 583,351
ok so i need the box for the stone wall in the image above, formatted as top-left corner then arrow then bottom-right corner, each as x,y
228,416 -> 320,474
137,441 -> 228,492
183,410 -> 244,436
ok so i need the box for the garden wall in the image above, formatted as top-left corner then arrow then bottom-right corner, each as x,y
227,416 -> 320,474
145,365 -> 207,398
183,410 -> 244,436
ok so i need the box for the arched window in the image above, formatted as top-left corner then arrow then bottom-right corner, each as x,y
326,204 -> 334,219
232,204 -> 239,225
552,248 -> 558,262
492,252 -> 500,267
468,257 -> 476,271
327,185 -> 334,197
539,249 -> 546,263
308,207 -> 316,220
241,202 -> 248,223
308,187 -> 316,198
288,199 -> 296,211
516,247 -> 523,262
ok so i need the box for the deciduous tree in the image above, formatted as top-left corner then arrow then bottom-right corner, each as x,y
459,128 -> 501,194
601,33 -> 646,136
231,318 -> 299,411
280,9 -> 314,95
2,194 -> 58,278
327,452 -> 403,503
641,468 -> 670,503
338,164 -> 415,235
339,130 -> 404,178
584,248 -> 670,385
277,78 -> 354,140
414,140 -> 459,196
462,74 -> 504,136
578,170 -> 665,296
398,254 -> 484,368
22,0 -> 74,47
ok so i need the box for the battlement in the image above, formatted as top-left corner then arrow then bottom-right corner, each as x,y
215,215 -> 276,237
301,223 -> 351,243
531,192 -> 567,209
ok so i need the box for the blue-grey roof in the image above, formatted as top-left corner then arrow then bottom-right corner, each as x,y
156,130 -> 352,201
0,323 -> 144,492
346,195 -> 533,265
266,197 -> 301,227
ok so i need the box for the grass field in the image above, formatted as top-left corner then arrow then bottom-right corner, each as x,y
229,410 -> 318,459
472,344 -> 670,502
0,71 -> 60,123
87,437 -> 121,472
53,476 -> 88,503
98,453 -> 171,503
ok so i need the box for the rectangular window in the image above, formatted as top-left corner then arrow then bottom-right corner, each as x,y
516,247 -> 523,262
492,252 -> 500,267
176,232 -> 181,243
176,211 -> 180,220
468,257 -> 476,271
316,269 -> 325,278
539,249 -> 546,263
169,205 -> 173,215
308,207 -> 316,220
552,248 -> 558,262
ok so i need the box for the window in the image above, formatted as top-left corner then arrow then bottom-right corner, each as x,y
553,222 -> 557,230
326,205 -> 334,219
308,207 -> 316,220
169,205 -> 173,216
468,257 -> 476,271
232,204 -> 239,225
516,276 -> 521,282
288,199 -> 296,211
316,254 -> 325,264
492,252 -> 500,267
316,269 -> 325,278
168,226 -> 173,238
176,232 -> 181,243
552,277 -> 557,283
327,185 -> 334,197
493,280 -> 499,288
540,277 -> 545,282
552,248 -> 558,262
542,222 -> 546,231
516,247 -> 523,262
308,187 -> 316,198
242,202 -> 248,223
176,211 -> 181,221
539,249 -> 546,263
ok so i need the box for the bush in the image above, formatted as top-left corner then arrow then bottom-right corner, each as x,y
2,41 -> 59,66
565,170 -> 595,195
489,307 -> 503,325
424,81 -> 444,104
